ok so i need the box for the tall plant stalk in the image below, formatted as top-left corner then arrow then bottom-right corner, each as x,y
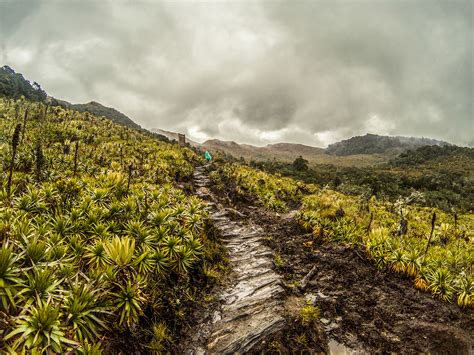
422,212 -> 437,261
7,124 -> 22,198
73,141 -> 79,176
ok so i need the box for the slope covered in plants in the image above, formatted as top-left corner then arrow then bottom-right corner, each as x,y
53,99 -> 142,130
298,191 -> 473,307
213,163 -> 473,308
0,97 -> 223,353
210,163 -> 316,212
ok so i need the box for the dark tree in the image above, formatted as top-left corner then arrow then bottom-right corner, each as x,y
333,175 -> 342,187
293,155 -> 309,171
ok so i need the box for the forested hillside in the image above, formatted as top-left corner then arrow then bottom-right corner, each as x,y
326,133 -> 450,156
0,66 -> 47,102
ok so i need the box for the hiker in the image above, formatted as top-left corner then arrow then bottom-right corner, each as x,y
204,150 -> 212,162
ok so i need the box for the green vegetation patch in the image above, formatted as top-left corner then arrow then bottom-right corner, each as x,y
0,97 -> 223,353
212,163 -> 317,212
298,190 -> 473,308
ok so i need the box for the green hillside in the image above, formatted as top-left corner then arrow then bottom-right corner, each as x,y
0,69 -> 472,353
0,97 -> 223,353
0,66 -> 141,130
53,99 -> 142,130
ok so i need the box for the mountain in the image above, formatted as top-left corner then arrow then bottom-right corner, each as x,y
0,65 -> 141,129
52,98 -> 141,130
199,139 -> 385,166
267,143 -> 326,157
0,65 -> 47,102
200,134 -> 455,167
326,133 -> 450,156
149,128 -> 200,147
202,139 -> 326,162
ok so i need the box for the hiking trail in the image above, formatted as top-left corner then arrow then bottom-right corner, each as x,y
185,165 -> 286,353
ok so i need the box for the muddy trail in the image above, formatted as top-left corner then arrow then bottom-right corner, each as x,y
183,165 -> 288,353
185,166 -> 473,354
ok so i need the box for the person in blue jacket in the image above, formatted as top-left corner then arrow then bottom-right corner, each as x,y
204,150 -> 212,162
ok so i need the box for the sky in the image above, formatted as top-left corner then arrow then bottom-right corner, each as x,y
1,0 -> 473,147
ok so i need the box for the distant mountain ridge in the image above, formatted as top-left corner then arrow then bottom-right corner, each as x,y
326,133 -> 450,156
198,134 -> 455,167
202,139 -> 325,162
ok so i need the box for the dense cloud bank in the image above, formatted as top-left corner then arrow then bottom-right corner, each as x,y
1,0 -> 472,146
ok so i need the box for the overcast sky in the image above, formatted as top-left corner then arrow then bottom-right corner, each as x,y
1,0 -> 472,147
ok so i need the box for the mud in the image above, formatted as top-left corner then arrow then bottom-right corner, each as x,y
251,207 -> 474,354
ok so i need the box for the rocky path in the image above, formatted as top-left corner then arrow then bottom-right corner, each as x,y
187,166 -> 286,353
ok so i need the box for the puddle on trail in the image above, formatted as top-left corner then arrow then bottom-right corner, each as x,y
328,339 -> 362,355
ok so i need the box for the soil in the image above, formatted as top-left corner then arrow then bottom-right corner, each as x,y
204,171 -> 474,354
248,207 -> 474,354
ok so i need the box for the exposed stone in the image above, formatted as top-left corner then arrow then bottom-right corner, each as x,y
184,166 -> 286,354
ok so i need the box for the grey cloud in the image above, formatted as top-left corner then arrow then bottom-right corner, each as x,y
0,0 -> 472,147
0,0 -> 41,38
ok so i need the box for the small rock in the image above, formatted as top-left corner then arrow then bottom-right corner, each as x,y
320,318 -> 331,325
211,311 -> 222,323
381,331 -> 401,343
305,293 -> 317,304
317,291 -> 330,299
197,187 -> 210,195
325,323 -> 340,332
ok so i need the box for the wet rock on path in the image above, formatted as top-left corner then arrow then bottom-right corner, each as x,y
187,166 -> 286,354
